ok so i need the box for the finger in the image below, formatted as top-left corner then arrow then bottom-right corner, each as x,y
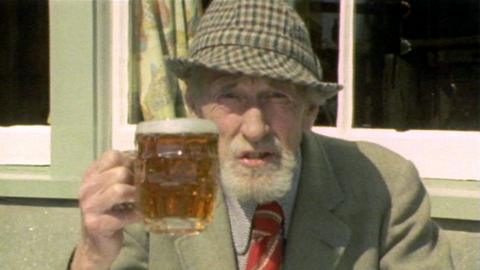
113,209 -> 142,227
80,166 -> 135,201
97,210 -> 142,235
84,150 -> 134,180
101,166 -> 135,186
81,183 -> 137,215
122,150 -> 137,161
101,183 -> 137,212
109,205 -> 142,224
111,202 -> 136,212
83,210 -> 142,237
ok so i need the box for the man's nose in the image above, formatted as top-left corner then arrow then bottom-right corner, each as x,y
240,107 -> 270,143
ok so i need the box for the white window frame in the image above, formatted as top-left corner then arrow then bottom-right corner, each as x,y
111,0 -> 136,151
0,0 -> 100,199
312,1 -> 480,181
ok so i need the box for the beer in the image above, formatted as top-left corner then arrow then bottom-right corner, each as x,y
134,119 -> 219,234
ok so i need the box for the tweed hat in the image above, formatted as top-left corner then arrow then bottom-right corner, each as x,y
166,0 -> 342,98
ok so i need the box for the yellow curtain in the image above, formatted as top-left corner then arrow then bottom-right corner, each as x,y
131,0 -> 201,122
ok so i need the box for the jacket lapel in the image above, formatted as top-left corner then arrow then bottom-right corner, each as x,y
173,192 -> 237,270
284,132 -> 351,270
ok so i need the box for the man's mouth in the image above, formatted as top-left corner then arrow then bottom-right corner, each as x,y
237,151 -> 278,167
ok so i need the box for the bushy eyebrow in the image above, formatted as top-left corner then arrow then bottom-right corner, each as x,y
211,76 -> 238,90
209,80 -> 237,95
265,78 -> 298,92
207,74 -> 299,97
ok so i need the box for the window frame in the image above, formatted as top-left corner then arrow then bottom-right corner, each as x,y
314,1 -> 480,220
109,0 -> 480,220
0,0 -> 110,199
0,0 -> 51,166
111,0 -> 136,152
320,1 -> 480,181
326,1 -> 480,181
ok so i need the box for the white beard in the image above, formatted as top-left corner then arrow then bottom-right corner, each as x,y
220,135 -> 298,204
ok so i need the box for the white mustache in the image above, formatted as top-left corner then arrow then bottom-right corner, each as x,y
228,135 -> 281,158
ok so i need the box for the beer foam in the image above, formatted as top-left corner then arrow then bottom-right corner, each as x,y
136,118 -> 218,134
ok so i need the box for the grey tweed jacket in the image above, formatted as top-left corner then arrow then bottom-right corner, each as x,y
111,131 -> 454,270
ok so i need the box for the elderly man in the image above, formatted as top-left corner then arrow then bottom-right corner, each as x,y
70,0 -> 453,269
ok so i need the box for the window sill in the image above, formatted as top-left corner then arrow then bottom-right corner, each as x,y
0,166 -> 80,199
1,170 -> 477,220
425,178 -> 480,221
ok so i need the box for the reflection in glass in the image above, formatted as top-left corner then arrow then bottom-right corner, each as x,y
354,0 -> 479,130
303,0 -> 340,126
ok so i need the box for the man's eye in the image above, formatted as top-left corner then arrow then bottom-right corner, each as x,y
216,91 -> 242,102
272,92 -> 287,98
266,91 -> 290,101
220,92 -> 239,99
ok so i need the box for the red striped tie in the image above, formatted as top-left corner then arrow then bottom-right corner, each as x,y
245,201 -> 284,270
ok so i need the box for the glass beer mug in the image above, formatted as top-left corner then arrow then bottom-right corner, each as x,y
133,118 -> 219,235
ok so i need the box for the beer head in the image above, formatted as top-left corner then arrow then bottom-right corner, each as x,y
136,118 -> 218,136
135,118 -> 219,158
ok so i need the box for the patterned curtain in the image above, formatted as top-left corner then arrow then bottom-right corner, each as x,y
130,0 -> 202,122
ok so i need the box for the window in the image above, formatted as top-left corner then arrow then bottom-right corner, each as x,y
0,0 -> 50,165
353,0 -> 479,130
110,0 -> 479,220
308,0 -> 341,126
311,0 -> 480,220
303,0 -> 480,180
0,0 -> 104,198
0,0 -> 50,126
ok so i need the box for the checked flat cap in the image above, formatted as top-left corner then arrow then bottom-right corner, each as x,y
166,0 -> 342,98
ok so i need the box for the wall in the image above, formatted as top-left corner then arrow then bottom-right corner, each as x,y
437,218 -> 480,269
0,198 -> 80,270
1,198 -> 479,269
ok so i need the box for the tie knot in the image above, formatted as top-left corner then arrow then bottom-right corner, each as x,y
252,201 -> 284,236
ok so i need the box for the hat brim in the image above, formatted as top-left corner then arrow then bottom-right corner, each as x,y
166,45 -> 342,100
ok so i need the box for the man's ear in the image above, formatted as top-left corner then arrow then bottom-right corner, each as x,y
302,104 -> 319,131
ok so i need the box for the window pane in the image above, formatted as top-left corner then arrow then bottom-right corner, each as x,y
0,0 -> 50,126
353,0 -> 480,130
306,0 -> 340,126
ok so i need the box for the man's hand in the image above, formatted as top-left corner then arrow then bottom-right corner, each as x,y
71,150 -> 141,270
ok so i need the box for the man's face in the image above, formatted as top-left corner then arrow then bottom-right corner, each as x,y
189,70 -> 318,203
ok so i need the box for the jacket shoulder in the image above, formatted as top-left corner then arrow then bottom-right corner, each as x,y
302,132 -> 424,206
305,132 -> 414,180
